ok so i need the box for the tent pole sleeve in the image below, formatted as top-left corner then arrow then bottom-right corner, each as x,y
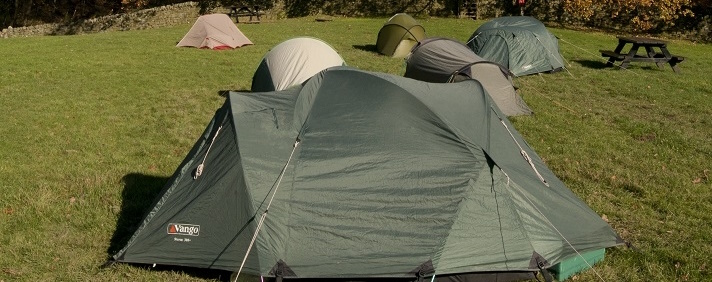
232,138 -> 301,282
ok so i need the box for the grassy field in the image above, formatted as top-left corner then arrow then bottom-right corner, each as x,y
1,16 -> 710,281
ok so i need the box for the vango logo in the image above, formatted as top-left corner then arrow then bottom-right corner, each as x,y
167,223 -> 200,236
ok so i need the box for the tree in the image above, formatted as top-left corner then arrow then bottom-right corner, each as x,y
13,0 -> 34,26
0,0 -> 15,28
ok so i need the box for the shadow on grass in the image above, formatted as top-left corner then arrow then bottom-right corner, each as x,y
352,44 -> 379,54
573,59 -> 610,69
573,59 -> 669,72
218,89 -> 251,97
122,263 -> 235,281
107,173 -> 168,257
106,173 -> 236,280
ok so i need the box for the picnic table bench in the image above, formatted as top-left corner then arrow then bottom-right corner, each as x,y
229,5 -> 264,23
600,36 -> 685,73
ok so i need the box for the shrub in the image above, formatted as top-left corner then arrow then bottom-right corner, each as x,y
561,0 -> 694,32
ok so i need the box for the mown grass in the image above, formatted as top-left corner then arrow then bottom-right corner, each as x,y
0,16 -> 710,281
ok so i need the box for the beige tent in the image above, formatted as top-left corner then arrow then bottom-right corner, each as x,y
251,37 -> 345,92
177,14 -> 253,50
404,38 -> 532,116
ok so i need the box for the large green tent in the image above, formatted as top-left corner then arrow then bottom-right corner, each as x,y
466,16 -> 564,76
376,13 -> 425,58
112,67 -> 621,280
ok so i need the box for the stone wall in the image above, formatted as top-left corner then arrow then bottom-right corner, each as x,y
1,2 -> 200,39
3,0 -> 708,42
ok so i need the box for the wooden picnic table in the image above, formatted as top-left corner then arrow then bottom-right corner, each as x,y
229,5 -> 263,24
600,36 -> 685,73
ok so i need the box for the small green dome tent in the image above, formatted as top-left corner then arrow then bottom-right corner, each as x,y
467,16 -> 564,76
404,37 -> 532,116
376,13 -> 426,58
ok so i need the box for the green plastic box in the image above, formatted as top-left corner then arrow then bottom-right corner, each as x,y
549,248 -> 606,281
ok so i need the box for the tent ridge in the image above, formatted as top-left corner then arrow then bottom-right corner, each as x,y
365,71 -> 491,160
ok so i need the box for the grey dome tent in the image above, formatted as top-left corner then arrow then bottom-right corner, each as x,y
376,13 -> 426,58
404,37 -> 532,116
111,67 -> 621,281
466,16 -> 564,76
251,37 -> 345,92
177,14 -> 253,50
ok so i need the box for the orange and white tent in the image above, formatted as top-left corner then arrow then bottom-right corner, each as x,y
177,14 -> 252,50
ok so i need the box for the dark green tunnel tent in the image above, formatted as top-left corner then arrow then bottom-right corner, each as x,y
112,67 -> 621,281
376,13 -> 426,58
466,16 -> 565,76
404,37 -> 532,116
